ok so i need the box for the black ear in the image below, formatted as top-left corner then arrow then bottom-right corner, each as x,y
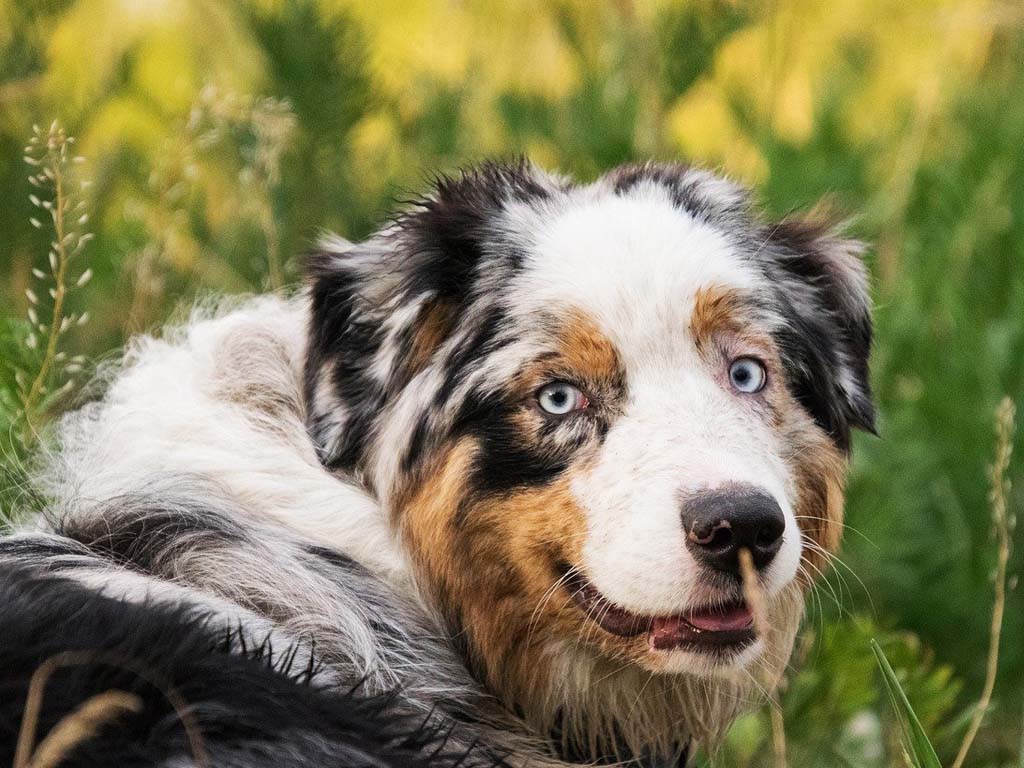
398,160 -> 558,304
766,219 -> 876,452
303,161 -> 559,474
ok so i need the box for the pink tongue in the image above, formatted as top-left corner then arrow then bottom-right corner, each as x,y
648,604 -> 755,650
686,604 -> 753,632
649,605 -> 754,649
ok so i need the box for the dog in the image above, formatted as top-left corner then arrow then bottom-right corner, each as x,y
0,161 -> 874,767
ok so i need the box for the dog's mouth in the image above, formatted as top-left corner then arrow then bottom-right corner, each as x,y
561,566 -> 756,653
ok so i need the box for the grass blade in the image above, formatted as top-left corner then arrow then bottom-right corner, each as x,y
870,638 -> 942,768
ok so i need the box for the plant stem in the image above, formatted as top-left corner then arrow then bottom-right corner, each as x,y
21,147 -> 69,437
261,206 -> 283,291
739,547 -> 788,766
1018,699 -> 1024,768
770,698 -> 788,768
951,397 -> 1015,768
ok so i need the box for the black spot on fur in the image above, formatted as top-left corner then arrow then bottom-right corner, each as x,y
613,162 -> 700,218
304,543 -> 365,573
402,412 -> 434,475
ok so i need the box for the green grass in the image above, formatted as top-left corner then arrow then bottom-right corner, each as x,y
873,638 -> 943,768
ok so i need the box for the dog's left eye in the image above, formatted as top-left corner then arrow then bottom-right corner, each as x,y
728,358 -> 767,394
537,382 -> 588,415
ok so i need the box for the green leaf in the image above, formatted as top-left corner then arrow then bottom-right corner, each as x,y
870,638 -> 942,768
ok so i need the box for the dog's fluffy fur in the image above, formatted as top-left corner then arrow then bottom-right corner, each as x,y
0,161 -> 874,767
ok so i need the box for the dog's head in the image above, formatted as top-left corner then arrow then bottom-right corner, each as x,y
305,161 -> 873,753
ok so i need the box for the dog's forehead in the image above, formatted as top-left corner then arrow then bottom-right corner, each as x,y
503,182 -> 765,359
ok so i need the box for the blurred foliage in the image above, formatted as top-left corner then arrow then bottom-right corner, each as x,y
1,0 -> 1023,765
707,618 -> 961,767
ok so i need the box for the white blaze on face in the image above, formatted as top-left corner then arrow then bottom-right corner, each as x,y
508,182 -> 802,618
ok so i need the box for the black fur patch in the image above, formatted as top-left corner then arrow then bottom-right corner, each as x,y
610,162 -> 746,222
0,563 -> 507,768
397,161 -> 553,302
455,391 -> 571,500
56,494 -> 251,573
305,161 -> 559,477
762,220 -> 875,451
0,534 -> 93,564
305,250 -> 388,471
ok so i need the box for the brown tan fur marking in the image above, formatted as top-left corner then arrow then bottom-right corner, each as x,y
405,298 -> 457,382
399,437 -> 590,698
690,284 -> 750,348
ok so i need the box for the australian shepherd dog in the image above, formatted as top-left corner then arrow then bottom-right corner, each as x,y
0,161 -> 874,767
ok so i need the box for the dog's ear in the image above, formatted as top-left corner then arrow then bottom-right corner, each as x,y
765,218 -> 875,452
304,161 -> 559,472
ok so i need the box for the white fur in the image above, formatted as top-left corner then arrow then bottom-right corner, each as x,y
48,295 -> 410,587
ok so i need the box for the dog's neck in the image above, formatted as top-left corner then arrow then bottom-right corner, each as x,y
509,641 -> 733,765
551,717 -> 691,767
553,731 -> 690,768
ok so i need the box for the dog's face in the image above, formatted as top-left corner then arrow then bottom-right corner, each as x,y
306,162 -> 873,717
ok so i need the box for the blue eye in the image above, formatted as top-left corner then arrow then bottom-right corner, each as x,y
537,382 -> 588,415
728,358 -> 767,394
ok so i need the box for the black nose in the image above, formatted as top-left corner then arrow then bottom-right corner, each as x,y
681,486 -> 785,575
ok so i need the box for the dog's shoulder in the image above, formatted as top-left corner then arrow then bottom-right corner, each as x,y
45,294 -> 408,583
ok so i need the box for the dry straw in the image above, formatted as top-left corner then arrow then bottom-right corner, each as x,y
14,650 -> 208,768
739,547 -> 788,768
17,691 -> 142,768
122,82 -> 297,328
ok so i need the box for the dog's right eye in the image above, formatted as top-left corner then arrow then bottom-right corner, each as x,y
728,357 -> 767,394
537,382 -> 588,416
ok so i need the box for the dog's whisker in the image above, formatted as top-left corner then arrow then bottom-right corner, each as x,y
794,514 -> 878,548
526,567 -> 578,644
799,535 -> 874,612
